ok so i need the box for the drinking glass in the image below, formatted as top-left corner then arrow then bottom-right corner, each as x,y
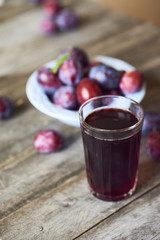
79,95 -> 144,201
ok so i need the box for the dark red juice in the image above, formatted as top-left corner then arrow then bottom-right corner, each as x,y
81,108 -> 141,201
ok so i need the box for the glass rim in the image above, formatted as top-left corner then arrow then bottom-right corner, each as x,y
79,95 -> 144,134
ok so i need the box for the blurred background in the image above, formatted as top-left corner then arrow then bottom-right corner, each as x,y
93,0 -> 160,26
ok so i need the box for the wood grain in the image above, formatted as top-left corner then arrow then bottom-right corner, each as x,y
76,184 -> 160,240
0,0 -> 160,239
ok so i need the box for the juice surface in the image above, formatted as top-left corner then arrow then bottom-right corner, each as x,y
85,108 -> 138,130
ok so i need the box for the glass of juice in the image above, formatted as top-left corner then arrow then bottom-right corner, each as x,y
79,95 -> 144,201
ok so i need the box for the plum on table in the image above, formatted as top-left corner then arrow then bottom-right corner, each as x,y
40,17 -> 57,35
34,129 -> 64,154
142,111 -> 160,136
0,96 -> 14,120
56,10 -> 79,31
42,0 -> 61,17
146,131 -> 160,161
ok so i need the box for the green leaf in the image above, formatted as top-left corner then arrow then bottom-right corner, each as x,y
51,53 -> 70,74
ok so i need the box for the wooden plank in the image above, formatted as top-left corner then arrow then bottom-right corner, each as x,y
0,0 -> 73,22
75,184 -> 160,240
0,129 -> 84,219
0,2 -> 143,77
0,0 -> 160,239
0,109 -> 160,220
0,107 -> 58,165
151,233 -> 160,240
0,0 -> 34,22
92,0 -> 160,26
88,23 -> 160,65
0,110 -> 160,217
0,170 -> 160,240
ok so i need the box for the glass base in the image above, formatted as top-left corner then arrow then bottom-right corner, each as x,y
90,178 -> 137,202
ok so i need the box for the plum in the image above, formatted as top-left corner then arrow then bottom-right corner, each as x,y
53,85 -> 78,110
42,0 -> 61,17
146,131 -> 160,161
0,96 -> 14,120
76,78 -> 103,105
37,67 -> 62,93
58,56 -> 83,86
104,89 -> 124,96
40,17 -> 57,35
89,64 -> 121,91
56,10 -> 78,31
119,71 -> 143,94
58,47 -> 89,68
34,129 -> 64,154
142,111 -> 160,136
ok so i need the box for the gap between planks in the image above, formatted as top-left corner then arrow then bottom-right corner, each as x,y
0,170 -> 86,223
1,170 -> 160,230
73,182 -> 160,240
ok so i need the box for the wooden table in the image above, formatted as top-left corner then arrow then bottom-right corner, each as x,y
0,1 -> 160,239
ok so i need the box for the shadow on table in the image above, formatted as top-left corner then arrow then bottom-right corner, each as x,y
137,148 -> 160,190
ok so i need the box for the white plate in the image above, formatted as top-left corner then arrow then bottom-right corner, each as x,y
26,56 -> 146,127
